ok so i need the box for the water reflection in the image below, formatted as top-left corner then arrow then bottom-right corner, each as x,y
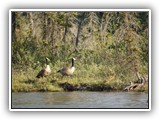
12,92 -> 148,109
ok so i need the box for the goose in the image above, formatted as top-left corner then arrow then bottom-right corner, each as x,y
36,57 -> 51,78
57,57 -> 76,79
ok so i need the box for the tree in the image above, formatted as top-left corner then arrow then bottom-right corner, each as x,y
11,12 -> 16,42
75,12 -> 86,51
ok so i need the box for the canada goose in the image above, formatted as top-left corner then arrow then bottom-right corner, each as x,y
57,58 -> 76,79
36,57 -> 51,78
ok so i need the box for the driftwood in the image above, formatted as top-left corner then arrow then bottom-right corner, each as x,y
123,72 -> 148,91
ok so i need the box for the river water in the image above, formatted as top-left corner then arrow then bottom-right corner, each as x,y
12,91 -> 148,109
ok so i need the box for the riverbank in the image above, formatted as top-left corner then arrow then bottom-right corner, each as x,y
12,68 -> 148,92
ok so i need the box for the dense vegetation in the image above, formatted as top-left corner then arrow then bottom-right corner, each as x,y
11,11 -> 149,92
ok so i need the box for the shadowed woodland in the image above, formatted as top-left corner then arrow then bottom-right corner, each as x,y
11,11 -> 149,92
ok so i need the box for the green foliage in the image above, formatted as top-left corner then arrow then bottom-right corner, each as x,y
11,11 -> 149,92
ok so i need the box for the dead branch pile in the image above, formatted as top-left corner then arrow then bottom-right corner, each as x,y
123,72 -> 148,91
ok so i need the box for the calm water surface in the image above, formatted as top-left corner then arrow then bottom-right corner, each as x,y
12,92 -> 148,109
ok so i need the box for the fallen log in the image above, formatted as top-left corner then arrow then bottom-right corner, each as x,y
123,72 -> 148,91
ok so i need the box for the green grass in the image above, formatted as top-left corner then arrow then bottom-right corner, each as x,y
11,62 -> 148,92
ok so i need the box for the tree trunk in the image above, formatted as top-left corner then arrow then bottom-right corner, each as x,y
75,12 -> 85,51
99,12 -> 104,42
12,12 -> 16,41
28,12 -> 34,39
62,15 -> 69,43
42,12 -> 47,40
51,20 -> 55,53
75,21 -> 82,48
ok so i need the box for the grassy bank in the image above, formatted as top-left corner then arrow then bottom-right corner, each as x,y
12,63 -> 148,92
11,11 -> 149,93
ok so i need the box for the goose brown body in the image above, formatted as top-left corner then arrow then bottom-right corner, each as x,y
57,58 -> 76,78
36,65 -> 51,78
58,66 -> 75,76
36,57 -> 51,78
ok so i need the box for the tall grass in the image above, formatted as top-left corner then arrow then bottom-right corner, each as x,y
12,52 -> 148,92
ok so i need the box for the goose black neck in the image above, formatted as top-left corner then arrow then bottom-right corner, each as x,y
72,58 -> 74,67
46,59 -> 49,65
